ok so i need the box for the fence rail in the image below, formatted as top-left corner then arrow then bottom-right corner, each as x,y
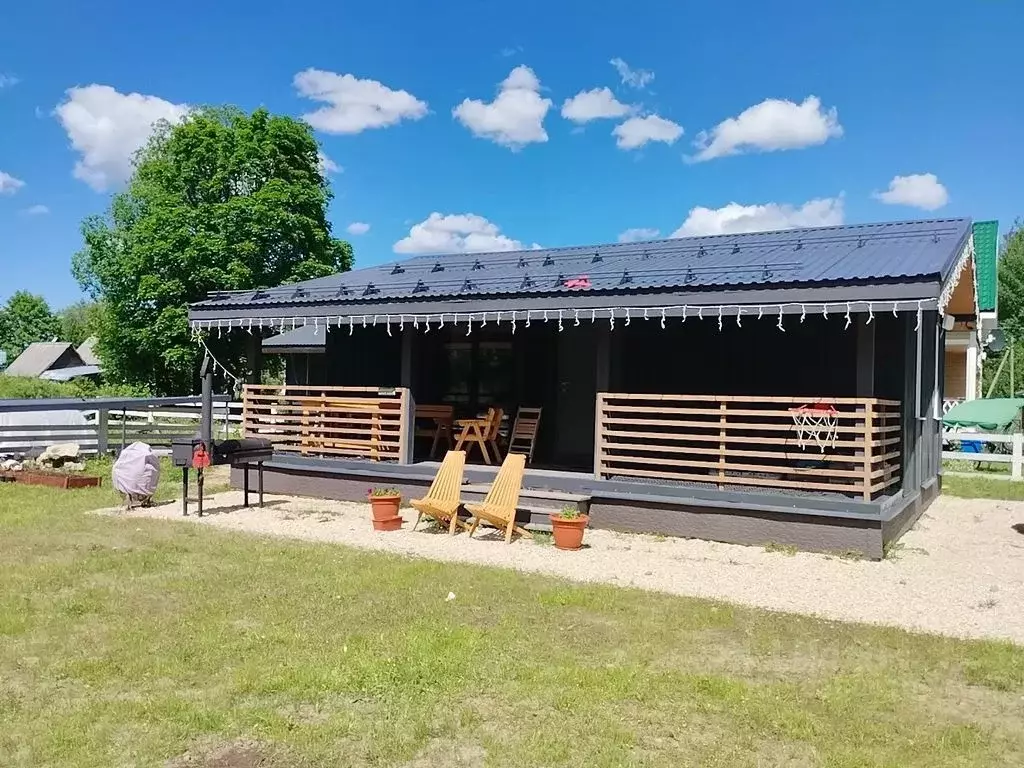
942,430 -> 1023,480
596,393 -> 902,500
242,385 -> 412,463
0,397 -> 238,455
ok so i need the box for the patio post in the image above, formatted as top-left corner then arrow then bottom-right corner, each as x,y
399,388 -> 414,465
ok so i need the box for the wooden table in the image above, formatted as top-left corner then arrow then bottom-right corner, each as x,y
414,404 -> 455,459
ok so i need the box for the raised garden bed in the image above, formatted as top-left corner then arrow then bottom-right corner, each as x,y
0,470 -> 102,489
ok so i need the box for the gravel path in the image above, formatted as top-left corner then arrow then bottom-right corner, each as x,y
97,492 -> 1024,645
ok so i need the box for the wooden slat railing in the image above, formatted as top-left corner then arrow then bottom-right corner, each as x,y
596,394 -> 901,500
242,385 -> 411,463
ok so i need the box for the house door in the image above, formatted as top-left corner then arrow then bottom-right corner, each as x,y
555,326 -> 598,469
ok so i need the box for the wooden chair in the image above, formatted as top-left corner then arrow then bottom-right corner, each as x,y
454,407 -> 504,464
465,452 -> 530,544
508,407 -> 542,464
410,450 -> 466,534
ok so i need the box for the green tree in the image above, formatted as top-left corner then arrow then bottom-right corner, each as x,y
0,291 -> 60,362
73,106 -> 353,395
57,300 -> 103,347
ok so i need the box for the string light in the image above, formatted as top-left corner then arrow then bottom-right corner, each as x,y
195,300 -> 940,341
511,311 -> 517,334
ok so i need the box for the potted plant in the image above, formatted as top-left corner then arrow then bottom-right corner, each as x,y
368,487 -> 403,531
550,505 -> 589,551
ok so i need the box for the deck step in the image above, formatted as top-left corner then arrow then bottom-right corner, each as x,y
460,484 -> 590,524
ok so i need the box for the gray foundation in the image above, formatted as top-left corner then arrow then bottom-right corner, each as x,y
232,458 -> 937,560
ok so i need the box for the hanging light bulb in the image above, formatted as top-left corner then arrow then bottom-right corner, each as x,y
625,307 -> 631,326
574,309 -> 580,326
866,303 -> 874,325
526,311 -> 531,328
844,302 -> 852,330
660,308 -> 666,329
466,315 -> 473,336
800,304 -> 806,323
717,306 -> 723,331
735,307 -> 742,327
777,306 -> 786,332
386,316 -> 392,337
609,308 -> 615,330
558,309 -> 564,332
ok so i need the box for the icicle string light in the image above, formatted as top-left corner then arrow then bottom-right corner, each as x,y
190,300 -> 942,339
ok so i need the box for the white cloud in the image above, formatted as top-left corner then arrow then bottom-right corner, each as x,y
294,68 -> 428,134
609,58 -> 653,90
689,96 -> 842,162
0,170 -> 25,195
612,114 -> 683,150
317,151 -> 342,175
54,85 -> 188,191
671,197 -> 845,237
394,212 -> 529,254
20,204 -> 49,215
0,74 -> 19,89
618,227 -> 660,243
346,221 -> 370,235
873,173 -> 948,211
561,87 -> 633,124
452,66 -> 552,149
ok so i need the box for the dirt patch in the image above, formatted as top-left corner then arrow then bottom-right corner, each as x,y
402,739 -> 486,767
167,739 -> 289,768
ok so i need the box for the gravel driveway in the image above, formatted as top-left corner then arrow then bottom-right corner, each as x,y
100,492 -> 1024,645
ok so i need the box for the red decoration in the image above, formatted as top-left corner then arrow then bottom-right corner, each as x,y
192,443 -> 211,469
564,275 -> 591,289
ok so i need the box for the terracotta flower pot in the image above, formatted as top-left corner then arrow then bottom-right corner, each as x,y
369,495 -> 401,521
550,514 -> 589,551
372,515 -> 404,532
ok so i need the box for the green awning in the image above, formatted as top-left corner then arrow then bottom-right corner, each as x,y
943,398 -> 1024,430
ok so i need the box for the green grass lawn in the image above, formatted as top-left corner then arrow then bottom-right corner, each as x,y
943,472 -> 1024,501
2,466 -> 1024,767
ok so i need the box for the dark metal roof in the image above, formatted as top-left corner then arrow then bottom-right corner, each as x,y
262,326 -> 325,352
192,218 -> 973,312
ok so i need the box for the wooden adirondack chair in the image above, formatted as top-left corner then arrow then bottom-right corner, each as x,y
410,450 -> 467,534
465,452 -> 530,543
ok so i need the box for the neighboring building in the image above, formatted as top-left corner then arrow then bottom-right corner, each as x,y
943,220 -> 998,404
76,336 -> 101,367
2,342 -> 101,380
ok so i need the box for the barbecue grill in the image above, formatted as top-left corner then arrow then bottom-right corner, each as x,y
171,354 -> 272,516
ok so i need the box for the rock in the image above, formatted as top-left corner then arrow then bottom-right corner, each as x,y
62,461 -> 86,472
0,458 -> 23,471
39,443 -> 81,463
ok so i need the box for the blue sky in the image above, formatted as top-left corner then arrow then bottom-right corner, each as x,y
1,0 -> 1022,308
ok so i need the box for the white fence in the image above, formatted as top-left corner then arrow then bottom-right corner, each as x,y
942,430 -> 1024,480
0,398 -> 242,456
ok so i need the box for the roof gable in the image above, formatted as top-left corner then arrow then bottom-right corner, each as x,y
2,343 -> 83,378
973,221 -> 998,312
